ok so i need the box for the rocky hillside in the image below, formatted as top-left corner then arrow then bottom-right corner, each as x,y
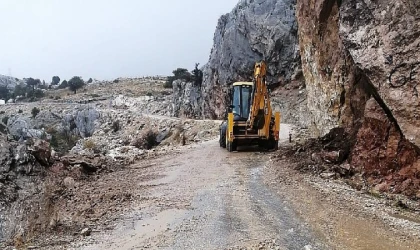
0,79 -> 221,245
0,75 -> 23,90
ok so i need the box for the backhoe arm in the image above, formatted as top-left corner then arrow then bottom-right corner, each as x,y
248,61 -> 272,135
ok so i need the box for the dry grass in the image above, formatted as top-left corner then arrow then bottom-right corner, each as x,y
83,139 -> 96,150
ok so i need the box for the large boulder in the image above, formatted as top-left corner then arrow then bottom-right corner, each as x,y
27,138 -> 51,166
75,108 -> 99,137
62,107 -> 100,138
6,116 -> 50,140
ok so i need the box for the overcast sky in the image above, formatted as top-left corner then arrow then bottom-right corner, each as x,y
0,0 -> 239,82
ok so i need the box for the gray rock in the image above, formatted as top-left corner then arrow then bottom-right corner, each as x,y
7,116 -> 31,139
75,108 -> 100,138
200,0 -> 300,118
63,177 -> 75,189
172,80 -> 202,118
62,107 -> 100,138
81,227 -> 92,236
0,75 -> 23,90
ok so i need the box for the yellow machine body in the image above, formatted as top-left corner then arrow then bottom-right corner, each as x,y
223,61 -> 280,152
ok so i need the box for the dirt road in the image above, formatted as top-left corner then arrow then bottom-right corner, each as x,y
71,125 -> 420,250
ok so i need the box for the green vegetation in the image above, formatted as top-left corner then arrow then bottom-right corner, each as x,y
68,76 -> 85,94
164,63 -> 203,88
0,86 -> 11,102
25,77 -> 41,92
31,107 -> 40,118
58,80 -> 68,89
52,76 -> 60,85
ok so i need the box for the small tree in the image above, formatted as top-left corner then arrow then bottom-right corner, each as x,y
25,78 -> 41,92
58,80 -> 68,89
68,76 -> 85,94
172,68 -> 191,81
13,84 -> 28,98
164,68 -> 192,88
87,78 -> 93,84
52,76 -> 60,85
31,107 -> 40,118
191,63 -> 203,87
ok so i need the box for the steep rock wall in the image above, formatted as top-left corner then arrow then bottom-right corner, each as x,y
201,0 -> 300,118
297,0 -> 420,196
340,0 -> 420,147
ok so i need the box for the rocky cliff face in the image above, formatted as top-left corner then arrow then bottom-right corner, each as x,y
172,80 -> 202,118
199,0 -> 300,119
297,0 -> 420,196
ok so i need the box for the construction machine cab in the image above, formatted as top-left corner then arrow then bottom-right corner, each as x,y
231,82 -> 253,121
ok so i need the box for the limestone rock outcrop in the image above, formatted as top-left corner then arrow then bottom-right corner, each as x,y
200,0 -> 300,118
172,80 -> 202,118
0,75 -> 23,90
296,0 -> 420,196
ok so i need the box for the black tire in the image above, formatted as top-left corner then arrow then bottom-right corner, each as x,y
232,140 -> 237,151
219,129 -> 226,148
227,141 -> 233,152
258,139 -> 266,149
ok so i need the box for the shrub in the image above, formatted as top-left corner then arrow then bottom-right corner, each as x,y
112,120 -> 121,132
13,84 -> 29,97
18,109 -> 23,113
164,67 -> 195,88
27,89 -> 45,99
87,78 -> 93,84
1,116 -> 9,125
0,86 -> 11,102
31,107 -> 40,118
50,132 -> 79,153
83,139 -> 96,150
131,129 -> 158,150
58,80 -> 68,89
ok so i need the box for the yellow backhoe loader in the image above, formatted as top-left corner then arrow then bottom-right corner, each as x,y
219,61 -> 280,152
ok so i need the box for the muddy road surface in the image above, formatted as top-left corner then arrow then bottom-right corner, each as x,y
71,126 -> 420,250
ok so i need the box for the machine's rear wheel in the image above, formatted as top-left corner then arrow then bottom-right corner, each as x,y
227,141 -> 232,152
219,129 -> 226,148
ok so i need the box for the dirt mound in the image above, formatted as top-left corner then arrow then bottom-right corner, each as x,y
277,127 -> 355,176
277,124 -> 420,199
